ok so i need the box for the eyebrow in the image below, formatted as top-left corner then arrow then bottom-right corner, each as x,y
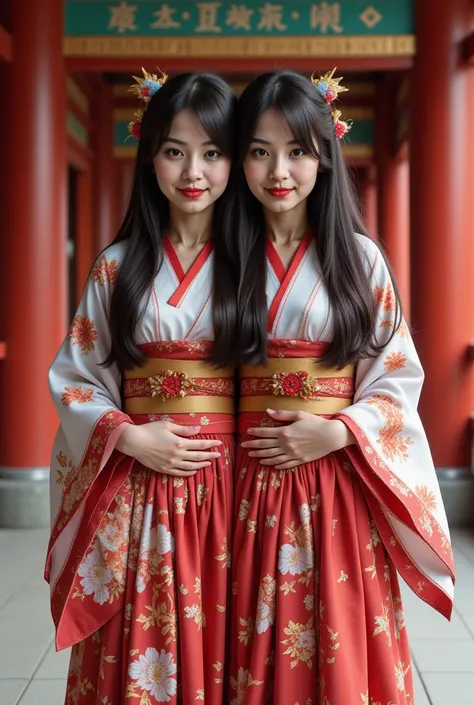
250,138 -> 300,145
163,137 -> 216,146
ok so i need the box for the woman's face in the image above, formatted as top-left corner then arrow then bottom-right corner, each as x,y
243,108 -> 320,214
153,108 -> 231,214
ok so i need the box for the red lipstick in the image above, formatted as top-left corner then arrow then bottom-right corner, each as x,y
267,187 -> 293,198
179,188 -> 206,199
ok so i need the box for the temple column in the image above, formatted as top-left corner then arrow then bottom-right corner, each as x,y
93,84 -> 117,252
376,76 -> 410,314
411,0 -> 474,522
0,0 -> 66,526
360,166 -> 378,240
75,171 -> 94,302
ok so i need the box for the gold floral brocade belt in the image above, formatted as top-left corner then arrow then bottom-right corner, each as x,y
123,358 -> 235,415
239,357 -> 354,415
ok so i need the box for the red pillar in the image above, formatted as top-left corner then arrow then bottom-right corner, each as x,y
360,166 -> 378,241
411,0 -> 474,469
76,171 -> 94,302
93,85 -> 117,252
0,0 -> 66,470
376,76 -> 410,315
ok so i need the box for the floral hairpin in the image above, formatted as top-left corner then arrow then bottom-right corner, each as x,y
127,68 -> 168,139
311,68 -> 352,139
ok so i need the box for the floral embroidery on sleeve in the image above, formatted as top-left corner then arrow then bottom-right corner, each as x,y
61,386 -> 95,406
91,256 -> 119,286
384,352 -> 407,373
68,315 -> 98,354
367,395 -> 413,462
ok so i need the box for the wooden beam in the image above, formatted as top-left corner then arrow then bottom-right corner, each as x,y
0,24 -> 12,62
66,55 -> 413,74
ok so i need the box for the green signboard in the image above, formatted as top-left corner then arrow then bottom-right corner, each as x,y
66,0 -> 413,37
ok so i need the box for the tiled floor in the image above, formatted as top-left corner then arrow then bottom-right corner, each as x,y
0,528 -> 473,705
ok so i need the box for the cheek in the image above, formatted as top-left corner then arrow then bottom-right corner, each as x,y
244,161 -> 265,186
209,161 -> 231,188
296,161 -> 319,186
154,158 -> 178,186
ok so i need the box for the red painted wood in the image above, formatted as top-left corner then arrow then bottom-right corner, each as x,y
0,0 -> 67,468
375,76 -> 410,316
93,84 -> 118,251
66,55 -> 413,74
0,23 -> 12,62
410,0 -> 474,468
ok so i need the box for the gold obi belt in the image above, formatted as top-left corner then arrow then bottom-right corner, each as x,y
239,357 -> 354,416
123,358 -> 235,416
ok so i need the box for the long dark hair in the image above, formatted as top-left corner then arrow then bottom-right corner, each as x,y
233,70 -> 401,368
105,73 -> 238,370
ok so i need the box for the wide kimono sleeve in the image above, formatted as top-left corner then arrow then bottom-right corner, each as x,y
336,239 -> 455,619
45,249 -> 135,645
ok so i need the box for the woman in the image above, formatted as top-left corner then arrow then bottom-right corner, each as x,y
45,71 -> 238,704
230,70 -> 454,704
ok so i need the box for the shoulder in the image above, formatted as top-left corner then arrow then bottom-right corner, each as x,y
89,241 -> 128,287
354,232 -> 380,264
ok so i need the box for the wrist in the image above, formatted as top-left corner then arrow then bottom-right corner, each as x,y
329,419 -> 355,452
115,423 -> 140,456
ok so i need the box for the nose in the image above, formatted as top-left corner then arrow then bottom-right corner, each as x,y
183,156 -> 203,182
269,155 -> 290,182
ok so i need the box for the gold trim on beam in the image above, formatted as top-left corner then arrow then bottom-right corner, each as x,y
345,107 -> 374,120
114,108 -> 136,121
341,145 -> 374,158
67,76 -> 90,115
64,35 -> 415,59
115,145 -> 137,158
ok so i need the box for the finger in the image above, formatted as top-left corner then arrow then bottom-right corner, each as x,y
168,424 -> 201,437
247,427 -> 281,438
266,408 -> 304,421
241,438 -> 277,449
259,455 -> 290,466
184,439 -> 222,449
248,447 -> 283,459
181,451 -> 221,462
174,460 -> 214,471
273,459 -> 302,470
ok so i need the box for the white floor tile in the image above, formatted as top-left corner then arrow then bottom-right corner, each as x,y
412,669 -> 431,705
423,673 -> 474,705
36,646 -> 71,680
411,639 -> 474,673
0,638 -> 50,679
0,680 -> 28,705
18,679 -> 66,705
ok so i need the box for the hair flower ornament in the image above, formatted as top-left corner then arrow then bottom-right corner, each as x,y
311,68 -> 352,139
127,68 -> 168,139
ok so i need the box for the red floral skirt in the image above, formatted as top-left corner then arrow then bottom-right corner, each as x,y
64,432 -> 234,705
229,439 -> 414,705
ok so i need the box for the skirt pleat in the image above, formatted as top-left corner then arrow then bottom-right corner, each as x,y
64,433 -> 234,705
230,438 -> 413,705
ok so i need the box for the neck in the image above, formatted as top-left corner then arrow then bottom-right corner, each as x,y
264,201 -> 308,245
168,202 -> 214,247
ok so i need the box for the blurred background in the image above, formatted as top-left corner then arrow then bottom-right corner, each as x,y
0,1 -> 473,703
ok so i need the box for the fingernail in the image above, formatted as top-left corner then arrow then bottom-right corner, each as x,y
267,408 -> 275,413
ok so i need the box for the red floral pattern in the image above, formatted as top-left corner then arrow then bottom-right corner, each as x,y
272,370 -> 319,399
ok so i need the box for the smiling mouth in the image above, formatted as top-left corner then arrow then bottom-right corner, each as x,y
266,187 -> 294,198
178,188 -> 207,199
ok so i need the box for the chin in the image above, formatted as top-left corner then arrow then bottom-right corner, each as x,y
264,199 -> 298,213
